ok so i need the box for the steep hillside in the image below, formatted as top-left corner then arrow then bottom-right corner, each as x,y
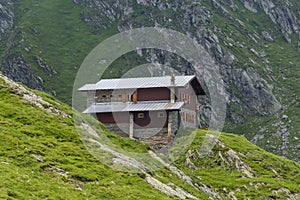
0,74 -> 177,199
0,0 -> 299,162
1,74 -> 300,199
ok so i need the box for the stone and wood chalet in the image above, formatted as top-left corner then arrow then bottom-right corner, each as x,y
79,75 -> 205,148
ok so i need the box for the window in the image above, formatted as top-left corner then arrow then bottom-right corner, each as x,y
157,112 -> 165,118
137,113 -> 144,119
182,112 -> 186,121
181,93 -> 184,100
180,93 -> 190,104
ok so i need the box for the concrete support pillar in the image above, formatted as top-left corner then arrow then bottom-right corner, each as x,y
170,87 -> 175,103
177,110 -> 181,129
167,122 -> 172,143
129,112 -> 134,139
167,112 -> 172,143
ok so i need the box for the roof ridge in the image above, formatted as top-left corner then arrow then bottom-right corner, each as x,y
99,75 -> 195,81
78,75 -> 197,91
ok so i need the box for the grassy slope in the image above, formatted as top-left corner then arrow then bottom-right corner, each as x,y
11,0 -> 119,104
0,76 -> 176,200
175,132 -> 300,199
1,76 -> 300,199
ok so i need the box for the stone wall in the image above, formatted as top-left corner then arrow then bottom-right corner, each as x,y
139,129 -> 169,150
137,111 -> 179,149
104,111 -> 180,149
134,128 -> 167,139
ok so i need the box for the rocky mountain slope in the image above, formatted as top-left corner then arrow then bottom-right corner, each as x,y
0,0 -> 299,161
1,74 -> 300,199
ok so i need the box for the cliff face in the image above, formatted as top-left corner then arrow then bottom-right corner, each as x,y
0,0 -> 299,161
0,1 -> 44,91
2,54 -> 45,90
240,0 -> 299,43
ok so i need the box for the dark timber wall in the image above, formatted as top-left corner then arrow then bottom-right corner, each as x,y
137,88 -> 170,101
134,111 -> 168,128
96,112 -> 129,124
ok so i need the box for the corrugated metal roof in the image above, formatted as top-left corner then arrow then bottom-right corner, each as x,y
83,101 -> 185,113
79,75 -> 195,91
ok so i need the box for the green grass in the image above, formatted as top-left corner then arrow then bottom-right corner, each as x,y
10,0 -> 119,104
0,76 -> 176,199
174,130 -> 300,199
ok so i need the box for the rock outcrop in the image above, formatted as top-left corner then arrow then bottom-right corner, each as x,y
0,2 -> 44,92
0,1 -> 14,41
0,74 -> 70,118
35,56 -> 57,76
240,0 -> 299,43
0,2 -> 52,94
225,67 -> 281,115
186,136 -> 254,178
74,0 -> 135,29
2,54 -> 44,91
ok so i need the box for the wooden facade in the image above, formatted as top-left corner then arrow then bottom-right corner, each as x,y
80,75 -> 205,146
137,88 -> 170,101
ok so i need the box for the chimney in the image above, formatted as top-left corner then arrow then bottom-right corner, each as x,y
171,73 -> 175,86
170,73 -> 175,103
